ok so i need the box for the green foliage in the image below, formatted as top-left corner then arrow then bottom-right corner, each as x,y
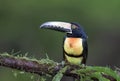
51,65 -> 120,81
52,66 -> 68,81
0,53 -> 120,81
72,66 -> 120,81
39,76 -> 47,81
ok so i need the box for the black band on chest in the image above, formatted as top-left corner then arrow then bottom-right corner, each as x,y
65,52 -> 83,58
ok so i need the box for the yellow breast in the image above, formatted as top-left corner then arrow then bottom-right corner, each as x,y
64,38 -> 83,56
65,54 -> 83,64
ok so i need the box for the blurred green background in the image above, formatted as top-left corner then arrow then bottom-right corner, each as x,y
0,0 -> 120,81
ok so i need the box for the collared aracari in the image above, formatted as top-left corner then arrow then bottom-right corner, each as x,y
40,21 -> 88,65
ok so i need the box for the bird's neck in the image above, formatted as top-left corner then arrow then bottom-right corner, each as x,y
66,33 -> 80,38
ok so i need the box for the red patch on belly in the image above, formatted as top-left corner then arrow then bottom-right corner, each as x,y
67,38 -> 80,47
69,43 -> 73,47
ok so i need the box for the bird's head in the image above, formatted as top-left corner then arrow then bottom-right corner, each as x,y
40,21 -> 87,39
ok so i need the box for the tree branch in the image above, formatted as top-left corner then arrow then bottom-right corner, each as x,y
0,53 -> 119,81
0,53 -> 59,76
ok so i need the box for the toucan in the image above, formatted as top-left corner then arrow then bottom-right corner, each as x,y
40,21 -> 88,65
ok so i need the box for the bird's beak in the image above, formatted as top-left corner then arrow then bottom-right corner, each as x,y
40,21 -> 72,33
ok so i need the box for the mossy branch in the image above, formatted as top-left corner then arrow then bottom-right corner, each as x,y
0,53 -> 120,81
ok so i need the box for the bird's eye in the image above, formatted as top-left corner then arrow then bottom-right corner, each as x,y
71,24 -> 77,29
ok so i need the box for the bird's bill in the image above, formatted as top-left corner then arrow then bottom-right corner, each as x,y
40,21 -> 72,33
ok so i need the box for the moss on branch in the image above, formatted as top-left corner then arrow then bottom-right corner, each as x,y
0,53 -> 120,81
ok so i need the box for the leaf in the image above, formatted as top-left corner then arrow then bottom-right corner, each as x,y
39,76 -> 46,81
52,72 -> 63,81
13,72 -> 18,77
52,66 -> 68,81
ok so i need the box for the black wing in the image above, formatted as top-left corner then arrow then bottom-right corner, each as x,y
81,38 -> 88,64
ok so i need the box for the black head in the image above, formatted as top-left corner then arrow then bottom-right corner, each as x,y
67,22 -> 87,39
